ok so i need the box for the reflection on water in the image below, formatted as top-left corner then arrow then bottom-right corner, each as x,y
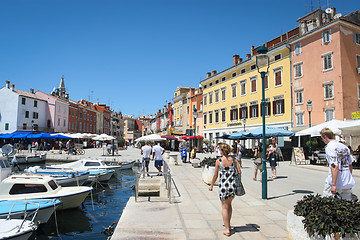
24,165 -> 137,240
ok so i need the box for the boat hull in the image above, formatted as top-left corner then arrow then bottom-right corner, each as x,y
0,219 -> 36,240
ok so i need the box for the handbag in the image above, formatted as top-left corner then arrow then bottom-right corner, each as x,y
232,158 -> 245,196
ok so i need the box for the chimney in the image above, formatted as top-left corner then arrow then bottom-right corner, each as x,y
30,88 -> 34,94
206,72 -> 211,78
212,70 -> 217,76
239,58 -> 243,63
5,80 -> 10,89
246,54 -> 251,60
233,55 -> 240,66
10,84 -> 15,90
251,45 -> 255,56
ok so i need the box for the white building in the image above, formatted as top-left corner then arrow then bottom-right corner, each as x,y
0,80 -> 47,133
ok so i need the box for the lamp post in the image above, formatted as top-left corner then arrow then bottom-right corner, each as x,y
306,100 -> 313,154
256,45 -> 270,199
242,118 -> 246,131
193,105 -> 198,149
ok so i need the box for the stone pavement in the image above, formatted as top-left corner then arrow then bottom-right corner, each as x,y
111,147 -> 360,240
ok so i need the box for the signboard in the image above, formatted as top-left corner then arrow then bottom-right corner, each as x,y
292,147 -> 306,165
352,111 -> 360,119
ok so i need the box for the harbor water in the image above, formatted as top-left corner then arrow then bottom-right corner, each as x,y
16,162 -> 137,240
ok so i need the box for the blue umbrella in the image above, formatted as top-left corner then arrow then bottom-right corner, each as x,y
245,126 -> 294,138
228,131 -> 252,140
51,134 -> 72,139
26,133 -> 54,139
12,132 -> 32,139
0,133 -> 16,139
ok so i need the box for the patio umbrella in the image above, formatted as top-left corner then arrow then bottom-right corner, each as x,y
135,134 -> 165,142
216,134 -> 231,139
93,134 -> 115,141
295,119 -> 347,137
245,126 -> 294,138
51,134 -> 72,139
161,135 -> 178,140
179,135 -> 204,140
26,132 -> 54,139
228,131 -> 250,140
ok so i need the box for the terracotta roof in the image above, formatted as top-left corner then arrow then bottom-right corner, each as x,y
13,89 -> 46,102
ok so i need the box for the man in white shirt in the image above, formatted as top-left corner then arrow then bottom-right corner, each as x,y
141,141 -> 152,176
152,143 -> 165,174
320,128 -> 355,201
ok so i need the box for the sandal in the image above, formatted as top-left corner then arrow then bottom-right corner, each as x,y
253,177 -> 256,181
223,231 -> 231,236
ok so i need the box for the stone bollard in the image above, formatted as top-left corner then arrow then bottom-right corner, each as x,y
164,151 -> 170,160
169,153 -> 178,165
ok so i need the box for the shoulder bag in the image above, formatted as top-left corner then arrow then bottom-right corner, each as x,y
232,158 -> 245,196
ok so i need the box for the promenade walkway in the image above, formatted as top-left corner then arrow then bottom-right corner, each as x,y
111,148 -> 360,240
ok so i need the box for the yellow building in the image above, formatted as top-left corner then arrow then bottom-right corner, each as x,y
200,40 -> 294,144
172,87 -> 191,135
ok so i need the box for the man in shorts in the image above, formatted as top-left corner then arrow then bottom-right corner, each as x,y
320,128 -> 355,201
141,141 -> 152,176
152,143 -> 165,175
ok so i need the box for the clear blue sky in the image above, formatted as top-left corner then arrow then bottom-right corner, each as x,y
0,0 -> 358,116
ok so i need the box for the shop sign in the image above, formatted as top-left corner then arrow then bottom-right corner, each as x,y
352,111 -> 360,119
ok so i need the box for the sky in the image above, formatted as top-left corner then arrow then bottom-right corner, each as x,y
0,0 -> 358,117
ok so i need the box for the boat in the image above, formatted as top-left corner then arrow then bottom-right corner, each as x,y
88,170 -> 115,183
0,199 -> 61,225
0,157 -> 11,181
48,158 -> 122,171
108,160 -> 136,170
0,174 -> 92,210
24,167 -> 90,187
0,217 -> 37,240
9,153 -> 47,164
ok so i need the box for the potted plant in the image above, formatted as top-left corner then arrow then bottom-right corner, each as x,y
200,157 -> 218,185
291,194 -> 360,239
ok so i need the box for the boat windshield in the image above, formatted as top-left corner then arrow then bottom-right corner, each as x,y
9,184 -> 47,195
84,162 -> 101,166
48,180 -> 58,190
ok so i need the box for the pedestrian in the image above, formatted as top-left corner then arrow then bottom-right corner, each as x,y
141,141 -> 152,176
209,143 -> 241,236
320,128 -> 355,201
190,146 -> 197,159
215,143 -> 221,156
152,143 -> 165,175
266,144 -> 277,179
66,140 -> 70,154
253,143 -> 263,181
236,140 -> 243,168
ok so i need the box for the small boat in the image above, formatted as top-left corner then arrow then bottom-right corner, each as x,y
88,170 -> 115,183
0,199 -> 61,225
48,158 -> 122,171
0,157 -> 11,181
0,174 -> 92,210
9,153 -> 47,164
24,167 -> 90,187
108,160 -> 136,170
0,217 -> 37,240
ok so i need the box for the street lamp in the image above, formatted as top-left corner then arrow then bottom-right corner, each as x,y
256,45 -> 270,199
193,105 -> 198,149
242,118 -> 246,131
306,100 -> 313,154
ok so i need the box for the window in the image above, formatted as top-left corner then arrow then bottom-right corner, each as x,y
214,110 -> 219,123
294,43 -> 302,56
58,118 -> 60,126
63,119 -> 66,127
241,68 -> 246,74
322,30 -> 331,44
324,83 -> 334,99
295,89 -> 303,104
322,53 -> 333,71
354,32 -> 360,44
209,82 -> 213,86
250,77 -> 257,93
250,64 -> 256,70
357,55 -> 360,69
296,113 -> 304,126
5,123 -> 9,130
231,84 -> 237,98
21,98 -> 26,105
215,79 -> 219,84
33,112 -> 38,119
294,63 -> 303,78
264,74 -> 269,89
80,112 -> 83,119
209,92 -> 213,105
203,85 -> 207,89
263,99 -> 271,117
230,106 -> 238,121
221,108 -> 226,122
250,102 -> 258,118
274,68 -> 282,86
221,87 -> 226,101
34,100 -> 37,107
239,104 -> 247,119
325,109 -> 334,121
209,111 -> 213,124
240,80 -> 246,96
221,77 -> 226,82
214,90 -> 219,103
232,72 -> 237,78
22,123 -> 27,130
203,113 -> 207,125
273,98 -> 285,115
203,94 -> 207,106
274,54 -> 281,61
25,111 -> 29,118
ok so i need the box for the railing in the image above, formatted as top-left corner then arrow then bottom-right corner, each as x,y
135,160 -> 172,203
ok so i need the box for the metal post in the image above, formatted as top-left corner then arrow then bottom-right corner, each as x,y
261,71 -> 267,199
309,111 -> 312,154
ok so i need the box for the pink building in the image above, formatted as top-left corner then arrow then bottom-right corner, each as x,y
291,9 -> 360,130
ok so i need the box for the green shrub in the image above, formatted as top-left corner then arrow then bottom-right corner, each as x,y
294,194 -> 360,238
305,140 -> 318,149
200,157 -> 217,167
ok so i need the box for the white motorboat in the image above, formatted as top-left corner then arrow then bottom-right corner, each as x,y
0,158 -> 11,181
0,218 -> 37,240
25,167 -> 90,187
48,158 -> 122,171
88,170 -> 115,183
0,199 -> 61,225
9,153 -> 46,164
0,174 -> 92,210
